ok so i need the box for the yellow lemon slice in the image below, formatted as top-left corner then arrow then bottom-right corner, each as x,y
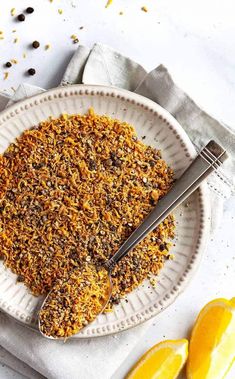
187,297 -> 235,379
126,339 -> 188,379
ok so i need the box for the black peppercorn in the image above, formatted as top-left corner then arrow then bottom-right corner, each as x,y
5,62 -> 12,68
28,68 -> 36,76
17,14 -> 25,21
26,7 -> 34,14
32,41 -> 40,49
17,275 -> 24,282
159,243 -> 167,252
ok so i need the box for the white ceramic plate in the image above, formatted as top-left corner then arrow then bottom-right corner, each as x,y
0,85 -> 210,338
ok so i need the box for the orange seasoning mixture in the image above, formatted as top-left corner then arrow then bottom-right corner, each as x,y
0,110 -> 174,307
39,264 -> 110,338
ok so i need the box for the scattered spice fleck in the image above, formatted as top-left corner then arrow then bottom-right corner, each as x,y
11,8 -> 16,17
23,52 -> 27,59
71,35 -> 79,44
105,0 -> 113,8
119,11 -> 124,15
149,277 -> 157,287
3,72 -> 9,80
26,7 -> 34,14
32,40 -> 40,49
10,59 -> 18,64
14,38 -> 19,44
58,9 -> 63,14
28,68 -> 36,76
12,29 -> 16,33
17,14 -> 25,22
45,44 -> 51,50
79,26 -> 84,30
141,6 -> 148,12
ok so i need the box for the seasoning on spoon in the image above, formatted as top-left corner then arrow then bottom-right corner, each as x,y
39,264 -> 111,338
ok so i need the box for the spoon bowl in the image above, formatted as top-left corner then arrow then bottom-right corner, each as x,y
39,264 -> 112,340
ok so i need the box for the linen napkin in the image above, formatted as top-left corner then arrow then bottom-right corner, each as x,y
0,43 -> 234,379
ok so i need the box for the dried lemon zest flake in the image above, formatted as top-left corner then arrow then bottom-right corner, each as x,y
105,0 -> 113,8
141,6 -> 148,12
45,44 -> 51,50
58,9 -> 63,14
4,72 -> 9,80
11,8 -> 16,16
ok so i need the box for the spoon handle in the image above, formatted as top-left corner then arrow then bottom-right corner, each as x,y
105,140 -> 227,271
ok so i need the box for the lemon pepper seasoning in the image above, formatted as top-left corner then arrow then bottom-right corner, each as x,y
0,110 -> 174,307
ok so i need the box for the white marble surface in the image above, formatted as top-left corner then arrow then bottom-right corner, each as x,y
0,0 -> 235,378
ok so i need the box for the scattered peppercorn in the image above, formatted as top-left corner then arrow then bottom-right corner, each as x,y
32,40 -> 40,49
5,62 -> 12,68
26,7 -> 34,14
28,68 -> 36,75
17,14 -> 25,22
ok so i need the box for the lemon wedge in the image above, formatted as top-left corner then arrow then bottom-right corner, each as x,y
187,297 -> 235,379
126,339 -> 188,379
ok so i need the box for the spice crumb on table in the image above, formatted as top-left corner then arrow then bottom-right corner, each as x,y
0,109 -> 175,308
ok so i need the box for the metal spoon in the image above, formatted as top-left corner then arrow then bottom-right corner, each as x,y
39,140 -> 227,339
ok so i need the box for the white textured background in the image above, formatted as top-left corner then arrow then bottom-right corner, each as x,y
0,0 -> 235,378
